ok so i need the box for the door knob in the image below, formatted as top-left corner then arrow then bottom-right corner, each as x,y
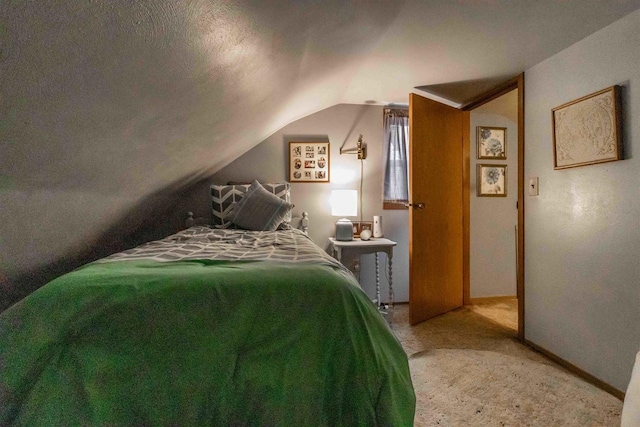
405,202 -> 425,209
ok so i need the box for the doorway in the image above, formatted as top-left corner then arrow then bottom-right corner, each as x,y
462,74 -> 525,341
409,74 -> 525,341
468,89 -> 519,332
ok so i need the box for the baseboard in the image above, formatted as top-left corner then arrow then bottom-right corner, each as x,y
469,295 -> 517,304
524,339 -> 625,401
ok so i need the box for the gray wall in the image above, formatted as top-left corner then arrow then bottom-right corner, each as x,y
209,104 -> 410,303
470,111 -> 518,298
524,9 -> 640,391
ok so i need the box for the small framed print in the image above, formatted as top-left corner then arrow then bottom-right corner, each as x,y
477,126 -> 507,159
351,221 -> 372,237
359,221 -> 372,235
289,142 -> 330,182
477,164 -> 507,197
352,222 -> 360,236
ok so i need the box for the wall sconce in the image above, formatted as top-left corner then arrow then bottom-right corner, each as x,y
340,134 -> 367,160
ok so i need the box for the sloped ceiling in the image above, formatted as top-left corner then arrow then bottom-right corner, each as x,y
3,0 -> 640,194
1,0 -> 640,296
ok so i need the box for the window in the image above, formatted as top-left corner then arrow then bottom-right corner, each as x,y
383,108 -> 409,209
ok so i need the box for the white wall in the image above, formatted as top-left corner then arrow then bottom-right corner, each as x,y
525,9 -> 640,391
210,104 -> 409,303
470,109 -> 518,298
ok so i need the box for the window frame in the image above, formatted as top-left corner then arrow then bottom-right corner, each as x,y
382,108 -> 410,210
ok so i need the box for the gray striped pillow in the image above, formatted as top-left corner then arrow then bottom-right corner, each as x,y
230,180 -> 294,231
211,182 -> 292,229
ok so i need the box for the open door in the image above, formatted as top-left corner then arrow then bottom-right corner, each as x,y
409,93 -> 467,325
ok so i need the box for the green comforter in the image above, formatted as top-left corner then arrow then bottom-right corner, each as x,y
0,259 -> 415,426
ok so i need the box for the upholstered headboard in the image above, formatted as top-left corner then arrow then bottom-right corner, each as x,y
210,182 -> 293,229
185,181 -> 308,233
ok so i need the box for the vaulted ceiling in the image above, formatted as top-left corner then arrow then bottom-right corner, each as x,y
1,0 -> 640,281
3,0 -> 640,197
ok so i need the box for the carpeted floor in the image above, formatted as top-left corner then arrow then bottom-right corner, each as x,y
387,300 -> 623,426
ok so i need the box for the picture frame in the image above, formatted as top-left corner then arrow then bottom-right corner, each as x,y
351,221 -> 372,238
552,86 -> 622,170
289,142 -> 330,182
477,164 -> 507,197
359,221 -> 372,236
477,126 -> 507,159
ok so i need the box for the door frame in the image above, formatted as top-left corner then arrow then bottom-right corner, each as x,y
461,73 -> 525,342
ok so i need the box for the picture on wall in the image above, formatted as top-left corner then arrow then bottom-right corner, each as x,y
289,142 -> 330,182
477,126 -> 507,159
552,86 -> 622,170
477,164 -> 507,197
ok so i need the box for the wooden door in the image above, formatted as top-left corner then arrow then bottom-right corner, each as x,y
409,93 -> 466,325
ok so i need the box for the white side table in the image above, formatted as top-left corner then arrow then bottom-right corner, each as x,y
328,237 -> 397,308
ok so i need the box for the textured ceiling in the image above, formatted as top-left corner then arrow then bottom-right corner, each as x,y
2,1 -> 640,281
2,0 -> 640,197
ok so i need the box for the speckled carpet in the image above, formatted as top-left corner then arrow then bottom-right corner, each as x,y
387,301 -> 623,426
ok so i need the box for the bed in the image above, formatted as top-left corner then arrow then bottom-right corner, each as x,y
0,181 -> 415,426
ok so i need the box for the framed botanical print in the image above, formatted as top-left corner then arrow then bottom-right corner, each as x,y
477,164 -> 507,197
289,142 -> 330,183
477,126 -> 507,159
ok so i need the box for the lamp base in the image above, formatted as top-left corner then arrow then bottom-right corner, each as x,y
335,218 -> 354,241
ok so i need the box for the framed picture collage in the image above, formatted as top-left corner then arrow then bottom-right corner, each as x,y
289,142 -> 330,183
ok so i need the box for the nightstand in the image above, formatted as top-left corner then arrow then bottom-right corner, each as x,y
328,237 -> 397,308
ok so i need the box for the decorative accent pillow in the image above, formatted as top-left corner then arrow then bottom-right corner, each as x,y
229,180 -> 294,231
211,181 -> 293,229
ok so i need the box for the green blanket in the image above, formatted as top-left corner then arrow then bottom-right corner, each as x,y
0,259 -> 415,426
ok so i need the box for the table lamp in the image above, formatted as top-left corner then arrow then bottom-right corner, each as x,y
331,190 -> 357,241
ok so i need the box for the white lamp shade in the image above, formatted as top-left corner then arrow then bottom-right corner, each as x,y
331,190 -> 357,217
